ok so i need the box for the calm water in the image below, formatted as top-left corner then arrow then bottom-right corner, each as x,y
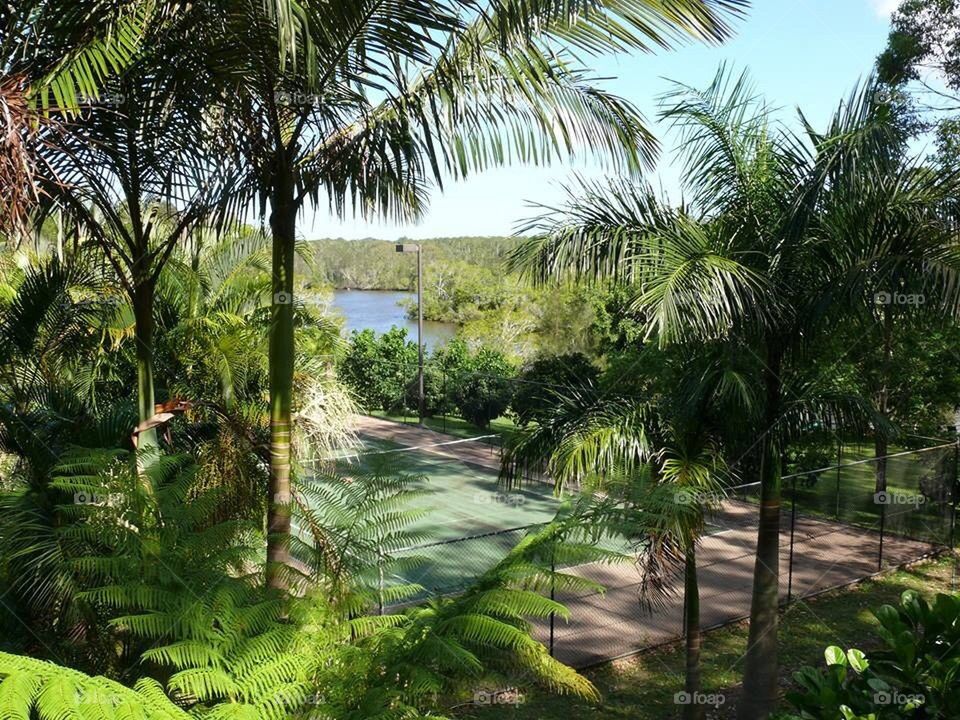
331,289 -> 456,350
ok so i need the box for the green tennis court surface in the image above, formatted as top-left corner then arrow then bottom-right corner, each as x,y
300,423 -> 568,600
349,436 -> 562,544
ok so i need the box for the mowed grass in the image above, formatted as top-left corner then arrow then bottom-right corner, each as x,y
454,555 -> 960,720
368,409 -> 518,442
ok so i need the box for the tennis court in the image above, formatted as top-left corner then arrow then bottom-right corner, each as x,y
309,417 -> 954,668
336,415 -> 564,596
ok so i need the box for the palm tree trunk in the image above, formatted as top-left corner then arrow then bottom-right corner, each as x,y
132,279 -> 157,454
738,347 -> 783,720
266,175 -> 296,592
683,544 -> 703,720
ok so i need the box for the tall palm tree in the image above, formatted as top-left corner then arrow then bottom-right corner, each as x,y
203,0 -> 747,590
38,9 -> 240,454
512,69 -> 960,717
503,346 -> 745,720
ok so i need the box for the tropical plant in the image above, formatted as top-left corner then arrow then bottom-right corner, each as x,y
0,0 -> 148,237
36,4 -> 240,454
0,256 -> 138,661
0,652 -> 190,720
36,443 -> 616,718
502,343 -> 745,720
511,353 -> 599,426
511,68 -> 960,716
781,590 -> 960,720
203,0 -> 745,591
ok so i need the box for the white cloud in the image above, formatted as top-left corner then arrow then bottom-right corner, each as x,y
869,0 -> 900,17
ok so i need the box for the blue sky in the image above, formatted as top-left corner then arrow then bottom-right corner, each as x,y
303,0 -> 900,240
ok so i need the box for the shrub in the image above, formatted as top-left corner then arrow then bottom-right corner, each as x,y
781,590 -> 960,719
450,346 -> 515,429
511,352 -> 598,426
338,328 -> 417,412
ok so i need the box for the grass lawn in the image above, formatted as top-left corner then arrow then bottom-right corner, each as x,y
733,443 -> 956,546
454,555 -> 959,720
367,409 -> 518,442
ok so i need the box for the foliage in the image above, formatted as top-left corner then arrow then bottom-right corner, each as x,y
0,0 -> 149,236
338,327 -> 419,412
781,590 -> 960,719
12,444 -> 609,718
512,66 -> 960,716
0,651 -> 190,720
511,353 -> 599,426
876,0 -> 960,159
449,345 -> 516,429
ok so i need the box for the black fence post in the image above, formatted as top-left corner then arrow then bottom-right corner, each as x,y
442,367 -> 447,434
950,438 -> 959,551
378,548 -> 385,617
787,475 -> 797,604
878,497 -> 886,572
835,437 -> 842,521
549,545 -> 556,658
951,438 -> 959,592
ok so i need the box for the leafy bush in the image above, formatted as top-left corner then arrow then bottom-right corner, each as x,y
511,353 -> 599,426
450,345 -> 516,429
781,590 -> 960,719
338,327 -> 418,412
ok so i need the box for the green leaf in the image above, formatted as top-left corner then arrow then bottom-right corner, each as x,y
824,646 -> 846,666
846,648 -> 868,673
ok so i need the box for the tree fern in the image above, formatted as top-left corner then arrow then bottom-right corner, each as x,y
0,651 -> 191,719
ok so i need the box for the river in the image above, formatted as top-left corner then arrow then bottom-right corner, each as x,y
330,289 -> 456,351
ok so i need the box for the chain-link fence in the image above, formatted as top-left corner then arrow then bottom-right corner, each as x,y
376,442 -> 957,668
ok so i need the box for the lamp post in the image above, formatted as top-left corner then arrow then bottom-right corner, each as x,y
396,242 -> 424,424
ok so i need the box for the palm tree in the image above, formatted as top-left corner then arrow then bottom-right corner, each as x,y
512,69 -> 960,717
38,16 -> 240,455
1,0 -> 149,237
503,346 -> 744,720
202,0 -> 746,590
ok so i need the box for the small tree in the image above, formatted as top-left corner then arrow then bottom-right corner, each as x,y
451,346 -> 515,429
339,328 -> 417,412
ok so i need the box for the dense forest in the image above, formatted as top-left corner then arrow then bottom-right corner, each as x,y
305,237 -> 623,358
303,236 -> 523,291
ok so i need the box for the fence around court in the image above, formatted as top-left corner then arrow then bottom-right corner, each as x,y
377,441 -> 958,668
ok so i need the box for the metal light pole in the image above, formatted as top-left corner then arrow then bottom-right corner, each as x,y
396,243 -> 424,424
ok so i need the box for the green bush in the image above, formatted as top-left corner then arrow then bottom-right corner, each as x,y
780,590 -> 960,719
511,353 -> 598,426
450,345 -> 516,429
338,327 -> 418,412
